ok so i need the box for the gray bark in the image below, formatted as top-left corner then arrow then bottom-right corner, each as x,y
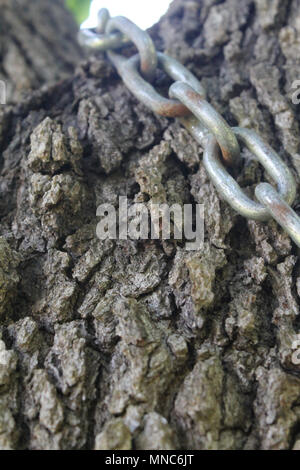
1,0 -> 300,450
0,0 -> 83,103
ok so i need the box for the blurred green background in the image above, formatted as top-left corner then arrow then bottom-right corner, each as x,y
66,0 -> 173,30
66,0 -> 91,24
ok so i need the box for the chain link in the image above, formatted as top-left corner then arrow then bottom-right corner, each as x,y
97,8 -> 110,33
170,82 -> 240,165
106,16 -> 157,81
107,51 -> 205,117
79,8 -> 300,248
78,28 -> 130,51
203,132 -> 295,221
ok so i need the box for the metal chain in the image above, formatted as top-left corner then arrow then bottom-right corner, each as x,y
79,8 -> 300,248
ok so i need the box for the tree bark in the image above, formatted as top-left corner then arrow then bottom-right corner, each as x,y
1,0 -> 300,450
0,0 -> 83,103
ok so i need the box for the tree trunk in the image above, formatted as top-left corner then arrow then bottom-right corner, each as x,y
0,0 -> 83,103
1,0 -> 300,450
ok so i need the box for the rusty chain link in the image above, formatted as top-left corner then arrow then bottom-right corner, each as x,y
79,8 -> 300,248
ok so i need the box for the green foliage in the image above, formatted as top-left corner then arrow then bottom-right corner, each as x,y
66,0 -> 91,25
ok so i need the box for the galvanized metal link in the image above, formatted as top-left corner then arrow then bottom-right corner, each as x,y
256,183 -> 300,247
106,16 -> 157,81
79,9 -> 130,54
234,127 -> 296,205
78,8 -> 300,248
97,8 -> 110,34
107,52 -> 205,117
78,28 -> 130,51
169,82 -> 240,165
203,131 -> 296,221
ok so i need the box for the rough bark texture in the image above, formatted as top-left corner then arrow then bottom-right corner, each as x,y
0,0 -> 83,103
1,0 -> 300,450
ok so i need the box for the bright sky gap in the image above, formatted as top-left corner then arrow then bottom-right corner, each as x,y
82,0 -> 173,30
